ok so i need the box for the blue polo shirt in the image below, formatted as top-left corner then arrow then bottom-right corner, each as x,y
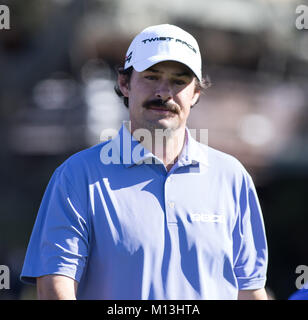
289,289 -> 308,300
20,124 -> 268,299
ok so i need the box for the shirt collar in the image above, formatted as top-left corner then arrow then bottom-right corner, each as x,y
113,123 -> 209,168
179,127 -> 209,167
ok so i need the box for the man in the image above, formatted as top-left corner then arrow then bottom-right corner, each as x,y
20,24 -> 268,300
289,288 -> 308,300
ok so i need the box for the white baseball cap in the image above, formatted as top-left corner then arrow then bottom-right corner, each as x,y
124,24 -> 202,81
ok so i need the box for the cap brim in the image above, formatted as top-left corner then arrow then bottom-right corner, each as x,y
132,55 -> 202,81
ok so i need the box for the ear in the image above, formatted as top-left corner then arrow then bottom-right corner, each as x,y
117,73 -> 130,97
191,88 -> 201,107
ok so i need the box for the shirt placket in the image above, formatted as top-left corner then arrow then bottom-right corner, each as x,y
164,174 -> 176,224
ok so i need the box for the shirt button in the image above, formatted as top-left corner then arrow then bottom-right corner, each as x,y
168,201 -> 175,209
166,177 -> 172,183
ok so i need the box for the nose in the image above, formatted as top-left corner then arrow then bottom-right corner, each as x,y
155,80 -> 172,101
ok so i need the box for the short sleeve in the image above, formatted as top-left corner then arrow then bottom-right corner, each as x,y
20,164 -> 90,285
232,172 -> 268,290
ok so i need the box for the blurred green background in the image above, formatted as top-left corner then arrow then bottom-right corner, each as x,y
0,0 -> 307,300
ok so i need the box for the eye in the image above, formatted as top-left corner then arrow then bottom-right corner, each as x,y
144,75 -> 158,80
173,79 -> 187,85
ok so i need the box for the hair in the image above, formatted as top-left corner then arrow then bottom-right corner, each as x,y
114,66 -> 211,109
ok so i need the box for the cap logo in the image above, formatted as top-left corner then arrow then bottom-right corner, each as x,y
125,51 -> 133,63
141,37 -> 197,54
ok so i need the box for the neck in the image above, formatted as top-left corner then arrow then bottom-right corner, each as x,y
130,124 -> 186,171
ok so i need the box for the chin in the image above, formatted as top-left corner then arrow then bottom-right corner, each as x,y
145,119 -> 179,132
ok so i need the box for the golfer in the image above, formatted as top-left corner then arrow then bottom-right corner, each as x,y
20,24 -> 268,300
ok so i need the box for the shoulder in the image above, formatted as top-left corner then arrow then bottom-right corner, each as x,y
289,289 -> 308,300
54,142 -> 109,182
63,143 -> 106,168
206,145 -> 248,177
199,144 -> 257,194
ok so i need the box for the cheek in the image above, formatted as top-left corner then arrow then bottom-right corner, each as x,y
128,81 -> 151,104
176,89 -> 197,109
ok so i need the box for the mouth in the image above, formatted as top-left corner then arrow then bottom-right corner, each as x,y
143,100 -> 178,114
147,106 -> 175,113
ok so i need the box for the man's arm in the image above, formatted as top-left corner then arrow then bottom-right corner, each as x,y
37,275 -> 78,300
238,288 -> 268,300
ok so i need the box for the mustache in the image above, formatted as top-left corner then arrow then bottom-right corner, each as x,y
142,99 -> 179,114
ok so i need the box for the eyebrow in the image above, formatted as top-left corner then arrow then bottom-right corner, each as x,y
146,67 -> 192,78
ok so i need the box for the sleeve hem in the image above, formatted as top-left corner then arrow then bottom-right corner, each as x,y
20,265 -> 83,286
237,277 -> 266,290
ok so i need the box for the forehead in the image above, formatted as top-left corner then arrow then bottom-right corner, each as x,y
143,61 -> 194,77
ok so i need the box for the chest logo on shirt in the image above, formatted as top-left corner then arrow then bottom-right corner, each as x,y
190,213 -> 225,224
